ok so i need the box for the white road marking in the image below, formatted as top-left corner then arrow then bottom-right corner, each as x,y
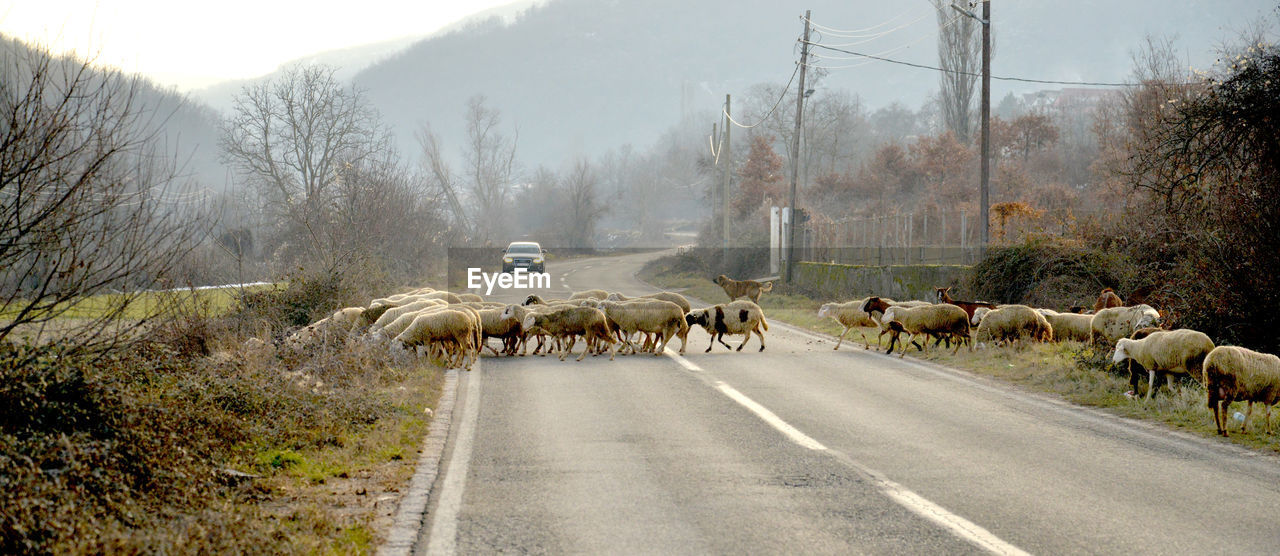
663,348 -> 1029,556
424,366 -> 482,555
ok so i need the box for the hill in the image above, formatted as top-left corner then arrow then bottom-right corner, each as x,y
352,0 -> 1275,169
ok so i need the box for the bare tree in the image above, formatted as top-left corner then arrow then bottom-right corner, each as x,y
463,95 -> 518,243
0,41 -> 204,352
932,0 -> 982,143
219,64 -> 390,269
562,159 -> 603,248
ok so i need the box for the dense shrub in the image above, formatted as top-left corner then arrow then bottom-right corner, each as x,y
966,238 -> 1135,309
232,271 -> 359,333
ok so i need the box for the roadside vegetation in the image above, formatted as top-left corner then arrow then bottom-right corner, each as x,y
1,43 -> 448,553
640,252 -> 1280,455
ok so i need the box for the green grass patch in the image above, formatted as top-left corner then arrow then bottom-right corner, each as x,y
1,283 -> 277,321
641,254 -> 1280,455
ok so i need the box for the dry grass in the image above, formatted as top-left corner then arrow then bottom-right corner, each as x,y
641,259 -> 1280,455
1,306 -> 445,553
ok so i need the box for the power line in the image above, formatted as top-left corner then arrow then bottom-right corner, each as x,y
724,62 -> 802,129
803,41 -> 1137,86
804,12 -> 913,37
816,13 -> 932,47
809,14 -> 962,67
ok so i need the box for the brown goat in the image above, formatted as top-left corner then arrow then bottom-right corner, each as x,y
933,286 -> 998,319
1093,288 -> 1123,312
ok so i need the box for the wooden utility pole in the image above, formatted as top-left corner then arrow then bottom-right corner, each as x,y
723,94 -> 731,264
785,10 -> 811,283
979,0 -> 991,251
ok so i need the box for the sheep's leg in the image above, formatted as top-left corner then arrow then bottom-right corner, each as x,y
1145,370 -> 1159,400
705,335 -> 716,352
834,326 -> 850,350
1243,401 -> 1255,433
756,327 -> 766,352
716,333 -> 733,351
736,331 -> 750,352
654,329 -> 670,356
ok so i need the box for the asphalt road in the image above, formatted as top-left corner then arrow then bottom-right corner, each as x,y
415,250 -> 1280,554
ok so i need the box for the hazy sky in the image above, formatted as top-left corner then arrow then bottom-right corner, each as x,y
0,0 -> 516,90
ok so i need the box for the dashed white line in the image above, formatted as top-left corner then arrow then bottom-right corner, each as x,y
662,348 -> 1029,556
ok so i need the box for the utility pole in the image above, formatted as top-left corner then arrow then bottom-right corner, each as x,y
722,94 -> 731,265
951,1 -> 991,252
979,0 -> 991,252
785,10 -> 811,283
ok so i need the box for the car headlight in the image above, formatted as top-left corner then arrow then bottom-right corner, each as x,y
503,256 -> 513,263
532,256 -> 543,264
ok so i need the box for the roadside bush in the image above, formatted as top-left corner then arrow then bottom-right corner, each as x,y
967,238 -> 1136,309
232,271 -> 358,334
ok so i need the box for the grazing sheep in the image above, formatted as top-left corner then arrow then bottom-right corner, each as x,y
817,298 -> 880,350
970,306 -> 994,327
521,306 -> 616,361
1203,345 -> 1280,436
1091,304 -> 1161,345
394,309 -> 479,369
607,291 -> 692,313
457,293 -> 485,303
1035,309 -> 1094,343
598,300 -> 689,355
880,303 -> 971,357
330,307 -> 372,333
713,274 -> 773,304
369,299 -> 448,332
933,286 -> 998,319
685,300 -> 769,352
372,305 -> 451,344
569,289 -> 610,300
1112,328 -> 1214,400
1093,288 -> 1124,312
974,305 -> 1053,347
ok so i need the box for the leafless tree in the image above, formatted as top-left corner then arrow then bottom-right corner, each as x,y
562,159 -> 603,248
219,64 -> 391,270
0,41 -> 204,352
933,0 -> 982,143
463,95 -> 518,243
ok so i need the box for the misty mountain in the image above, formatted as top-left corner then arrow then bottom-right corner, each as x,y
191,0 -> 542,113
354,0 -> 1274,169
1,34 -> 228,198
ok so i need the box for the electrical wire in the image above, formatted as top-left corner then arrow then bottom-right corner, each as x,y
724,62 -> 802,129
817,13 -> 932,47
804,12 -> 913,37
810,14 -> 961,65
804,41 -> 1138,86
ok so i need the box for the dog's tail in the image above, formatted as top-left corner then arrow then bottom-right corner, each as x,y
761,281 -> 773,293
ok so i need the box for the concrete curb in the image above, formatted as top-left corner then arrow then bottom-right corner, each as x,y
378,368 -> 461,556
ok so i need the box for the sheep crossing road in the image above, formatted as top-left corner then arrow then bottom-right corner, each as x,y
410,250 -> 1280,554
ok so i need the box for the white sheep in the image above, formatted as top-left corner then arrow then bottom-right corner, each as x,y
606,291 -> 692,313
880,303 -> 971,357
521,306 -> 616,361
369,299 -> 448,332
598,299 -> 689,355
456,293 -> 485,303
817,298 -> 879,350
394,309 -> 479,369
1203,345 -> 1280,436
858,297 -> 935,350
1035,309 -> 1093,343
684,300 -> 769,353
476,307 -> 522,356
1090,304 -> 1160,345
974,305 -> 1053,348
569,289 -> 611,300
371,305 -> 450,344
1112,328 -> 1214,400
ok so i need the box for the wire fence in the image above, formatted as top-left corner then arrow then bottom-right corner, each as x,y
793,207 -> 1088,266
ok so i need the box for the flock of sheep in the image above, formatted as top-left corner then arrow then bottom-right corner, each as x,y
819,286 -> 1280,437
285,285 -> 767,372
287,276 -> 1280,439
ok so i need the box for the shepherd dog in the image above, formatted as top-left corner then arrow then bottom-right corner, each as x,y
713,274 -> 773,304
